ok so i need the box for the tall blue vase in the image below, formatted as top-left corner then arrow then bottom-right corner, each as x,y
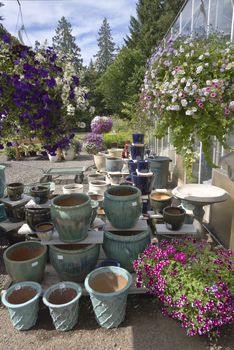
0,165 -> 6,198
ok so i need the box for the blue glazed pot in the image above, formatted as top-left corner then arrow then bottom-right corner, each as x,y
43,281 -> 82,331
1,281 -> 42,330
131,172 -> 155,195
0,165 -> 5,198
128,160 -> 137,174
130,145 -> 145,160
137,160 -> 150,173
85,266 -> 132,328
98,259 -> 120,268
132,133 -> 144,144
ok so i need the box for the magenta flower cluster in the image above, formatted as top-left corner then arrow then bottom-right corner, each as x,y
134,238 -> 234,337
90,116 -> 113,134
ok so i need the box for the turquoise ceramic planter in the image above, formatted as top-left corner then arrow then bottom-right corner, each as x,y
106,157 -> 123,172
1,281 -> 42,330
3,241 -> 47,282
149,156 -> 171,189
103,230 -> 150,272
51,193 -> 92,242
49,244 -> 100,282
104,185 -> 142,229
85,266 -> 132,328
0,165 -> 6,198
43,282 -> 82,331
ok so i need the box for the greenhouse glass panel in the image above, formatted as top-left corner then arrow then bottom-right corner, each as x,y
181,1 -> 193,35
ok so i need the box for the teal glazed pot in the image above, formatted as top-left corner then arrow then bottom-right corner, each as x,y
149,156 -> 172,189
51,193 -> 92,243
1,281 -> 42,331
43,282 -> 82,331
85,266 -> 132,328
49,243 -> 100,282
0,164 -> 6,198
103,230 -> 150,272
106,157 -> 123,172
104,185 -> 142,229
3,241 -> 47,282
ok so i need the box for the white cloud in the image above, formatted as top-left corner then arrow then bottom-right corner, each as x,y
1,0 -> 136,65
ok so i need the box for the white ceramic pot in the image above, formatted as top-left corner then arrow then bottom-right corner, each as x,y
87,173 -> 105,183
62,184 -> 84,194
106,173 -> 123,185
94,153 -> 107,172
48,154 -> 58,163
63,148 -> 76,161
89,180 -> 108,196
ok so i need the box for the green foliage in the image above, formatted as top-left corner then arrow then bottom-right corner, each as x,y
52,16 -> 83,70
4,146 -> 16,160
103,131 -> 132,149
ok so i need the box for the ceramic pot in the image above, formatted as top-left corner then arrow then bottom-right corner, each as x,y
163,206 -> 186,230
49,244 -> 100,282
35,222 -> 54,241
149,156 -> 171,189
132,133 -> 144,144
88,193 -> 104,208
1,281 -> 42,331
63,148 -> 76,161
149,191 -> 173,214
106,157 -> 123,172
94,153 -> 107,172
87,173 -> 105,183
128,160 -> 137,174
0,164 -> 6,198
89,180 -> 108,196
30,185 -> 50,204
85,266 -> 132,329
62,184 -> 83,194
48,153 -> 58,162
131,172 -> 155,195
106,173 -> 123,186
104,185 -> 142,229
0,203 -> 7,221
108,149 -> 123,158
43,282 -> 82,331
3,241 -> 47,282
25,207 -> 51,230
137,160 -> 150,173
130,144 -> 145,160
7,182 -> 24,201
103,230 -> 150,272
51,193 -> 92,242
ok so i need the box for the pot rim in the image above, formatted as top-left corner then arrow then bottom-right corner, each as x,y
50,243 -> 97,254
1,281 -> 42,309
7,182 -> 24,188
104,229 -> 150,242
51,193 -> 90,210
89,180 -> 107,187
149,192 -> 172,202
163,206 -> 186,216
104,185 -> 141,200
63,184 -> 84,189
3,241 -> 47,264
43,282 -> 82,308
35,222 -> 54,233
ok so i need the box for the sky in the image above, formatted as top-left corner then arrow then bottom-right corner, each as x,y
0,0 -> 137,65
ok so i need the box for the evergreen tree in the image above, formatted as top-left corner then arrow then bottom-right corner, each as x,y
95,18 -> 116,73
52,16 -> 83,70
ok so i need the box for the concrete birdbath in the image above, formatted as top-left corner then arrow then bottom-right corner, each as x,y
172,184 -> 229,234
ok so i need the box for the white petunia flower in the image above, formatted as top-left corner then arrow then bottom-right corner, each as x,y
181,99 -> 188,107
199,55 -> 204,60
196,66 -> 203,74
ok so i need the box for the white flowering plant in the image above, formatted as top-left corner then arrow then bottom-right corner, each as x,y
141,35 -> 234,170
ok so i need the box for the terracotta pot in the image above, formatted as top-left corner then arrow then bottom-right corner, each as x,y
163,206 -> 186,230
7,182 -> 24,201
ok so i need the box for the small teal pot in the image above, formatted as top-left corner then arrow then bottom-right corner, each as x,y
85,266 -> 132,328
1,281 -> 42,331
43,282 -> 82,331
103,230 -> 150,272
149,156 -> 171,189
0,165 -> 6,198
51,193 -> 92,242
104,185 -> 142,229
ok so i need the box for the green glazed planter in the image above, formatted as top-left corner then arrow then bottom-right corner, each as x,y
51,193 -> 92,242
7,182 -> 24,201
49,244 -> 100,282
103,230 -> 150,272
149,156 -> 171,189
85,266 -> 132,329
104,185 -> 142,229
43,282 -> 82,331
1,281 -> 42,331
0,165 -> 6,198
3,241 -> 47,282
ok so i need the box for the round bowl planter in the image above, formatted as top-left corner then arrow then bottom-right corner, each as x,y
7,182 -> 24,201
163,206 -> 186,230
108,149 -> 123,158
103,230 -> 150,272
131,172 -> 155,195
51,193 -> 92,243
149,191 -> 173,214
3,241 -> 47,282
62,184 -> 83,194
43,282 -> 82,331
94,153 -> 107,172
132,133 -> 144,144
87,173 -> 105,183
1,281 -> 42,331
104,185 -> 142,229
106,157 -> 123,172
130,145 -> 145,161
35,222 -> 54,241
25,207 -> 51,230
85,266 -> 132,329
30,185 -> 50,204
89,180 -> 108,196
49,244 -> 100,282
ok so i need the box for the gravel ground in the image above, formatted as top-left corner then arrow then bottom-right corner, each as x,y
0,153 -> 234,350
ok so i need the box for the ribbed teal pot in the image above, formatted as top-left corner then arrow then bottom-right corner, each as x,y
149,156 -> 171,189
1,281 -> 42,330
49,244 -> 100,282
104,186 -> 142,229
51,193 -> 92,242
3,241 -> 47,282
0,165 -> 6,198
43,282 -> 82,331
103,230 -> 150,272
85,266 -> 132,329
